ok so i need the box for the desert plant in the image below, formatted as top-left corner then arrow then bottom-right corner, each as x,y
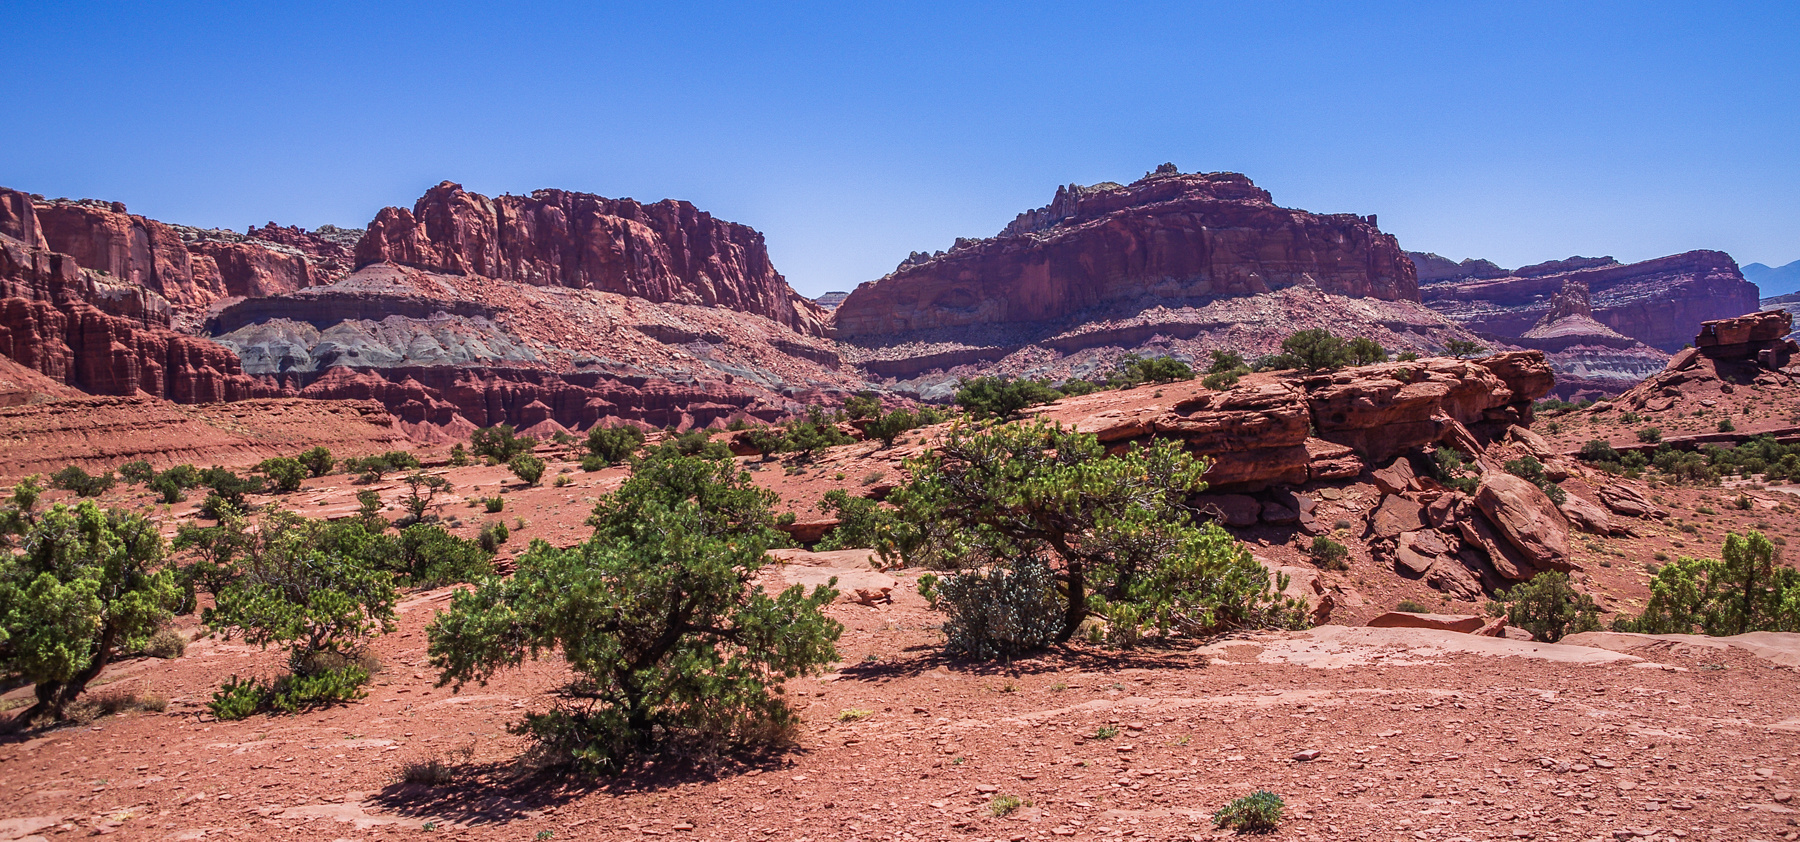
394,523 -> 493,588
508,453 -> 546,486
198,466 -> 262,516
476,521 -> 510,553
1395,599 -> 1431,614
1617,531 -> 1797,635
843,392 -> 883,420
427,450 -> 841,774
257,457 -> 308,494
297,446 -> 335,478
1214,790 -> 1284,833
886,420 -> 1307,650
118,460 -> 156,486
147,464 -> 201,504
1202,370 -> 1241,390
1278,329 -> 1352,371
585,424 -> 646,466
470,424 -> 538,463
816,489 -> 888,551
50,465 -> 116,498
1306,536 -> 1349,570
953,376 -> 1063,419
0,501 -> 182,722
1503,456 -> 1566,506
143,628 -> 187,659
1107,353 -> 1196,388
1492,571 -> 1600,642
1444,339 -> 1486,359
1429,447 -> 1479,495
1578,439 -> 1621,463
483,496 -> 504,513
1347,336 -> 1388,365
1718,417 -> 1736,433
935,556 -> 1064,659
448,444 -> 471,467
1636,426 -> 1662,444
863,409 -> 919,448
399,471 -> 452,521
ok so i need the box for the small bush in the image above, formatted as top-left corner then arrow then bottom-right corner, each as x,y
118,460 -> 156,485
1492,571 -> 1600,642
1214,790 -> 1284,834
208,675 -> 267,720
1395,599 -> 1431,614
1444,339 -> 1486,359
477,521 -> 510,552
1276,329 -> 1351,371
149,464 -> 201,503
1430,447 -> 1479,495
400,756 -> 457,786
1578,439 -> 1620,463
298,446 -> 335,478
51,465 -> 116,497
989,795 -> 1027,817
257,457 -> 308,493
863,409 -> 920,448
585,425 -> 646,466
448,444 -> 471,467
1306,536 -> 1349,570
937,558 -> 1063,660
508,453 -> 546,486
1107,354 -> 1196,388
144,628 -> 186,659
470,424 -> 538,463
1636,426 -> 1662,444
1503,456 -> 1567,506
483,496 -> 504,513
953,376 -> 1063,419
1347,337 -> 1387,365
1718,417 -> 1736,433
1201,370 -> 1241,391
208,665 -> 371,719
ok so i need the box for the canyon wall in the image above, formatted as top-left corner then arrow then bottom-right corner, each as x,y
354,182 -> 826,336
832,168 -> 1417,340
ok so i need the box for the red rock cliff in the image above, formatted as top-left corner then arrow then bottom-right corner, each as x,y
354,181 -> 826,336
831,168 -> 1418,339
1420,250 -> 1760,352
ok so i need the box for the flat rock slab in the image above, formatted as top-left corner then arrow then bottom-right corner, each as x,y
766,547 -> 898,598
1202,625 -> 1646,669
1560,630 -> 1800,668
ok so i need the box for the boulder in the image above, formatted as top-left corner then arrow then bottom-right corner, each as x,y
1258,560 -> 1335,625
1198,493 -> 1262,527
1394,529 -> 1455,576
1370,456 -> 1417,496
1473,473 -> 1571,572
1260,500 -> 1299,525
1560,492 -> 1624,536
1366,612 -> 1486,633
1368,495 -> 1427,539
1597,483 -> 1668,519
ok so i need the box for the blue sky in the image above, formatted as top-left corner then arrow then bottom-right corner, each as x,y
3,1 -> 1795,296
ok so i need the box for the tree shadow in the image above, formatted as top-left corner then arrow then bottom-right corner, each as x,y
835,641 -> 1206,683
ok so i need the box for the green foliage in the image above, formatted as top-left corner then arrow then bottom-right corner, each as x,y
1534,397 -> 1592,414
1395,599 -> 1431,614
585,424 -> 647,466
863,409 -> 919,448
934,557 -> 1064,659
650,428 -> 733,461
1347,337 -> 1388,365
147,464 -> 201,504
508,453 -> 547,486
143,628 -> 186,659
483,496 -> 505,513
1056,378 -> 1101,396
343,451 -> 421,484
399,471 -> 452,520
1493,572 -> 1600,642
1718,417 -> 1736,433
208,675 -> 266,720
355,489 -> 384,524
1503,456 -> 1567,506
1696,436 -> 1800,483
1278,329 -> 1352,371
953,376 -> 1063,419
0,501 -> 182,721
1616,531 -> 1798,635
1207,349 -> 1247,374
476,521 -> 511,553
1578,439 -> 1620,463
51,465 -> 116,498
395,523 -> 494,588
1107,354 -> 1196,389
1429,447 -> 1479,495
201,509 -> 399,678
1214,791 -> 1284,834
1395,350 -> 1420,362
208,664 -> 371,720
448,444 -> 471,467
1444,338 -> 1486,359
257,457 -> 308,493
783,406 -> 855,458
843,392 -> 883,421
470,424 -> 538,463
1306,536 -> 1349,570
816,490 -> 887,551
118,460 -> 155,486
1636,426 -> 1663,444
298,446 -> 335,478
427,450 -> 841,774
886,420 -> 1307,652
1201,370 -> 1241,390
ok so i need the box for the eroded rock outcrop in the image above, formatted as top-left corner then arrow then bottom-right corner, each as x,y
1421,250 -> 1760,352
833,168 -> 1416,341
1510,279 -> 1670,400
355,182 -> 825,336
1611,309 -> 1796,415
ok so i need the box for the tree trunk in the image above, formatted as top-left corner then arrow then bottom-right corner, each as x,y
1057,562 -> 1087,643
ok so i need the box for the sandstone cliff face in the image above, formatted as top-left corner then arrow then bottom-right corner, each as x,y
1509,280 -> 1670,400
832,169 -> 1417,340
1420,250 -> 1760,352
354,182 -> 826,336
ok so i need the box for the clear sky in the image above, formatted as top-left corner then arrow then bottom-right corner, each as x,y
3,1 -> 1795,297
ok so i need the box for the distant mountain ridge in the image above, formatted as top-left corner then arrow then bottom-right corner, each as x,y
1744,260 -> 1800,297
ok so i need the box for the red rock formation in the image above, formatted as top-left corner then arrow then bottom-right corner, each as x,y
1420,250 -> 1760,352
355,181 -> 825,336
1509,279 -> 1670,400
831,168 -> 1417,340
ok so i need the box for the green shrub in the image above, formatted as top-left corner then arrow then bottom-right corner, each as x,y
1276,329 -> 1351,371
508,453 -> 546,486
1306,536 -> 1349,570
1207,349 -> 1247,374
118,460 -> 156,486
953,376 -> 1063,419
1615,531 -> 1797,635
477,521 -> 510,553
1429,447 -> 1479,495
1578,439 -> 1620,463
1201,370 -> 1241,391
144,628 -> 186,659
148,464 -> 201,504
1347,337 -> 1388,365
1444,339 -> 1486,359
936,557 -> 1064,660
1718,417 -> 1736,433
1636,426 -> 1662,444
1503,456 -> 1566,505
208,675 -> 267,720
470,424 -> 538,463
1395,599 -> 1430,614
298,446 -> 335,478
257,457 -> 308,493
427,450 -> 840,774
0,501 -> 182,721
1492,571 -> 1600,642
399,471 -> 452,521
816,490 -> 888,550
483,496 -> 504,513
843,393 -> 883,420
208,664 -> 371,720
50,465 -> 116,497
448,444 -> 471,467
1107,354 -> 1196,388
886,420 -> 1307,652
863,409 -> 919,448
585,425 -> 646,466
1214,790 -> 1284,833
395,523 -> 493,588
1396,349 -> 1420,361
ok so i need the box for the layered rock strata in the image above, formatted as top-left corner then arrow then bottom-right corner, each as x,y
833,167 -> 1416,341
355,181 -> 826,336
1509,280 -> 1669,400
1420,250 -> 1760,352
